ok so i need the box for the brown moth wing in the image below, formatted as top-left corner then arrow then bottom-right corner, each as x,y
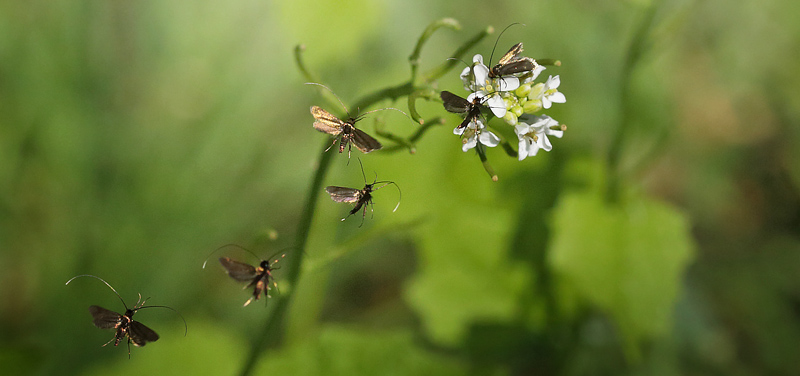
311,106 -> 345,135
351,128 -> 382,153
494,58 -> 536,77
89,305 -> 122,329
128,320 -> 160,347
219,257 -> 259,282
491,43 -> 536,77
325,186 -> 362,203
496,42 -> 524,65
440,91 -> 471,114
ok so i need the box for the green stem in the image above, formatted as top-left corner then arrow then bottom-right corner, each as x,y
238,21 -> 487,374
238,144 -> 334,376
606,4 -> 657,203
476,143 -> 498,181
294,45 -> 318,83
375,129 -> 417,153
421,26 -> 493,84
351,82 -> 415,115
409,18 -> 461,82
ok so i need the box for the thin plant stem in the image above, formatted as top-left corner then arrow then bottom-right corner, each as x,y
237,143 -> 334,376
238,21 -> 489,375
409,18 -> 461,82
606,4 -> 658,203
476,143 -> 499,181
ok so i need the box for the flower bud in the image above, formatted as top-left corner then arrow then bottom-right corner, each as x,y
523,100 -> 542,114
503,111 -> 518,126
515,84 -> 532,97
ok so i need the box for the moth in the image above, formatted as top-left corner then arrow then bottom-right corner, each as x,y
325,159 -> 400,226
440,90 -> 487,130
66,274 -> 187,358
310,105 -> 382,157
203,244 -> 286,307
488,42 -> 537,78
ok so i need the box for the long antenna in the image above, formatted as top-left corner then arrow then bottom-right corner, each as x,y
446,57 -> 471,69
202,243 -> 261,269
357,158 -> 367,184
66,274 -> 128,311
305,82 -> 351,118
135,304 -> 189,337
307,82 -> 411,123
488,22 -> 525,66
356,107 -> 412,123
374,181 -> 402,213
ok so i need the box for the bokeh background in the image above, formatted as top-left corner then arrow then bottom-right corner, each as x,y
2,0 -> 799,375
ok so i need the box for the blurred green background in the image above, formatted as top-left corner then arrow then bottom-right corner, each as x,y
2,0 -> 800,375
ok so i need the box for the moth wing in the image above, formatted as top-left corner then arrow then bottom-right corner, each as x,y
349,198 -> 367,216
313,120 -> 343,135
497,43 -> 524,65
88,305 -> 121,329
458,116 -> 474,130
495,58 -> 536,77
325,186 -> 361,203
219,257 -> 259,282
440,91 -> 471,114
311,106 -> 344,135
128,320 -> 160,347
351,128 -> 382,153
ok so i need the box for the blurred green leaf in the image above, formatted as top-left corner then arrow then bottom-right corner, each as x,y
403,152 -> 532,345
81,318 -> 245,376
548,188 -> 695,359
255,326 -> 464,376
275,0 -> 382,68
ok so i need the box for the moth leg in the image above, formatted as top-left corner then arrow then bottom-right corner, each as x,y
101,336 -> 116,347
324,137 -> 338,152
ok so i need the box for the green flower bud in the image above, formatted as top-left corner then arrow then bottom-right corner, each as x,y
528,83 -> 545,101
523,100 -> 542,114
515,84 -> 532,97
503,111 -> 518,126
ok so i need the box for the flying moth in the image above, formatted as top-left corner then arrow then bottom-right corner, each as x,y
66,274 -> 187,358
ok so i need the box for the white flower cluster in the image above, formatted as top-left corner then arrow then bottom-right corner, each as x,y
456,51 -> 566,160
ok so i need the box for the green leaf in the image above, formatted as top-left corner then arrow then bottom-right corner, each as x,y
548,190 -> 695,359
275,0 -> 383,68
402,149 -> 532,345
81,318 -> 245,376
255,326 -> 464,375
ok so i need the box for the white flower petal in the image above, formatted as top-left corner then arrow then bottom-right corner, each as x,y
548,92 -> 566,104
518,138 -> 528,160
531,65 -> 546,80
460,66 -> 471,79
547,75 -> 561,89
479,131 -> 500,147
473,64 -> 490,86
462,136 -> 477,152
529,140 -> 541,156
514,124 -> 529,136
473,54 -> 484,65
497,76 -> 520,92
539,133 -> 553,152
487,95 -> 506,118
453,126 -> 465,135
